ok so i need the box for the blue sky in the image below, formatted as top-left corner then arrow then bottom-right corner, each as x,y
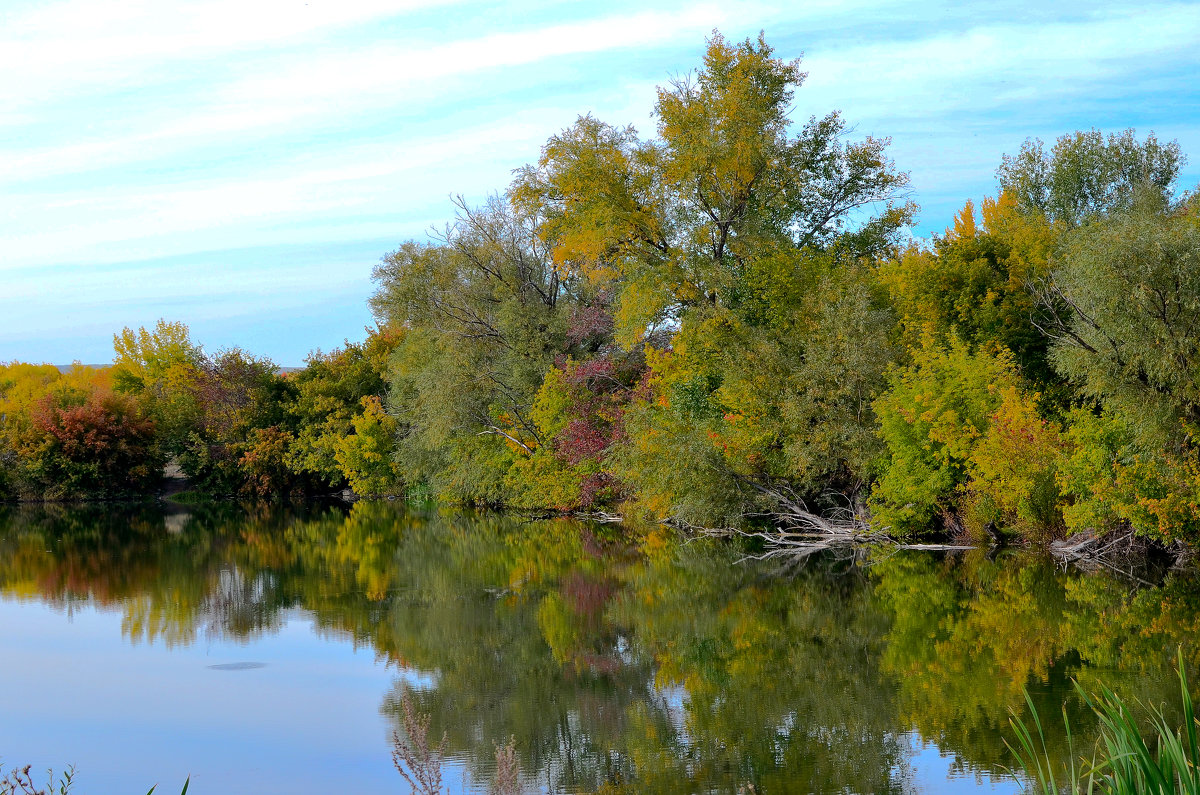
4,0 -> 1199,365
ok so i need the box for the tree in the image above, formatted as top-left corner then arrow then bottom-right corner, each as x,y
112,319 -> 203,392
877,194 -> 1059,396
286,327 -> 402,489
997,128 -> 1184,227
509,32 -> 913,523
111,319 -> 204,459
370,197 -> 599,504
0,362 -> 133,500
1057,406 -> 1200,542
514,33 -> 914,346
22,390 -> 160,499
334,396 -> 403,496
870,337 -> 1059,537
1040,196 -> 1200,443
180,348 -> 296,495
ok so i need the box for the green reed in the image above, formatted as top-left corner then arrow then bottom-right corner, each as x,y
1008,649 -> 1200,794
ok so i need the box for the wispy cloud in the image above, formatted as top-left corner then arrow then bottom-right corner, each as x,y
801,3 -> 1200,122
1,6 -> 718,183
3,0 -> 1198,362
1,0 -> 459,109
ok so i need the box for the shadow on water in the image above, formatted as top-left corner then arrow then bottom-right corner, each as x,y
1,500 -> 1199,793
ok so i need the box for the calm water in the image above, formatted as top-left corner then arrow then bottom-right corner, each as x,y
1,502 -> 1197,794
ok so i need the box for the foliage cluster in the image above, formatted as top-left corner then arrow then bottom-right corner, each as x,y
0,323 -> 403,501
7,32 -> 1200,548
0,361 -> 160,500
362,32 -> 1200,546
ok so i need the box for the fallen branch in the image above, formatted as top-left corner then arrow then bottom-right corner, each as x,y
575,511 -> 624,523
1049,528 -> 1158,586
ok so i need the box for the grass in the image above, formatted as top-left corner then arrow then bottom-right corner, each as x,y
1007,649 -> 1200,794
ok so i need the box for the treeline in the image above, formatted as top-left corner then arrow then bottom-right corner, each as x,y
3,32 -> 1199,546
366,34 -> 1198,546
0,323 -> 402,501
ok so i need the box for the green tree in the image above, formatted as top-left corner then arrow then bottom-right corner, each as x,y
286,327 -> 402,489
370,197 -> 598,505
870,337 -> 1057,537
334,396 -> 403,496
515,33 -> 913,344
997,128 -> 1184,227
512,33 -> 912,524
111,319 -> 205,458
1042,196 -> 1200,441
878,193 -> 1060,396
1057,406 -> 1200,542
180,348 -> 297,496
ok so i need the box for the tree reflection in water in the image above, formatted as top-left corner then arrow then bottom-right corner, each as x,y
1,501 -> 1198,793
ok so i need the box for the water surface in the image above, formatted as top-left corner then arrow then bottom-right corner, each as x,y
1,502 -> 1197,793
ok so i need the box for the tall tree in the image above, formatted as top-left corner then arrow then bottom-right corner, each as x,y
513,33 -> 913,523
1041,195 -> 1200,440
370,197 -> 597,503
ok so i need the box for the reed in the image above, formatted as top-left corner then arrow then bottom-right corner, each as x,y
1008,649 -> 1200,794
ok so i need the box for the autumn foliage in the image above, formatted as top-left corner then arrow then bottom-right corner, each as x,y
3,32 -> 1200,551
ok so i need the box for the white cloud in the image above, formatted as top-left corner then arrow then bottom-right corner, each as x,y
0,5 -> 720,184
800,3 -> 1200,123
0,113 -> 561,267
4,0 -> 1200,361
0,0 -> 461,110
220,5 -> 730,106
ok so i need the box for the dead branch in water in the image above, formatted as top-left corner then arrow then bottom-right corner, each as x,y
574,511 -> 624,523
664,482 -> 984,562
743,482 -> 893,555
1049,528 -> 1159,585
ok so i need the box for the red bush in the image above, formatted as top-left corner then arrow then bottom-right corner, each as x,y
28,391 -> 160,497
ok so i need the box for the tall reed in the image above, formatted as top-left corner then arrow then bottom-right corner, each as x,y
1007,649 -> 1200,794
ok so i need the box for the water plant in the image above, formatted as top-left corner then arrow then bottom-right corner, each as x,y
0,764 -> 74,795
1008,649 -> 1200,793
0,763 -> 187,795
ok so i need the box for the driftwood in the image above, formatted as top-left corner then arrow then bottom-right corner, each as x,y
1048,528 -> 1160,585
738,483 -> 906,559
575,484 -> 1184,584
663,482 -> 986,563
574,511 -> 625,524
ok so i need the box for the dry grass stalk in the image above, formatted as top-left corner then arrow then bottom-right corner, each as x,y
490,736 -> 521,795
391,690 -> 449,795
0,764 -> 75,795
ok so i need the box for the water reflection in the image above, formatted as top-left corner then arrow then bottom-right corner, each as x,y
0,502 -> 1197,793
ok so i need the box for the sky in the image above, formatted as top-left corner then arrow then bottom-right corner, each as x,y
4,0 -> 1199,365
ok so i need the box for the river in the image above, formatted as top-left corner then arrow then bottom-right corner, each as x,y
1,501 -> 1196,793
